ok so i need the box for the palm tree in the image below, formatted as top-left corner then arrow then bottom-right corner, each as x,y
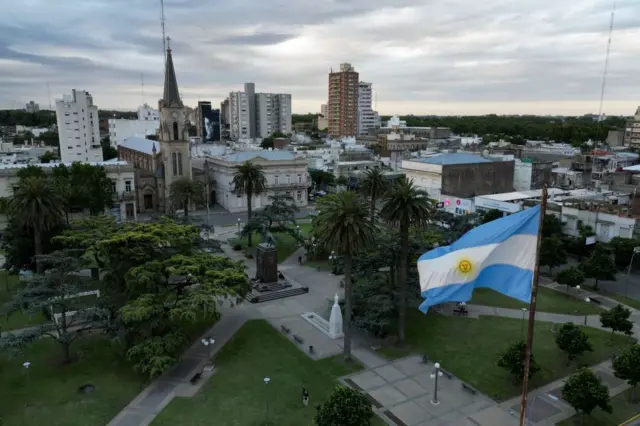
11,177 -> 64,273
232,161 -> 267,247
314,191 -> 377,361
381,176 -> 434,343
170,177 -> 204,219
360,168 -> 388,224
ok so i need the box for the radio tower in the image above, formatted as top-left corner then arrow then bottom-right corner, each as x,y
597,0 -> 616,125
160,0 -> 167,63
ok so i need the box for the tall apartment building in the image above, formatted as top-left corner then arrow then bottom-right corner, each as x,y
320,104 -> 328,117
256,93 -> 292,137
328,63 -> 359,138
229,91 -> 250,140
357,81 -> 376,136
221,98 -> 230,127
244,82 -> 256,139
625,106 -> 640,147
55,89 -> 103,163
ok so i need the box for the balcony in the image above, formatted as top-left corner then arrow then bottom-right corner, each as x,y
113,191 -> 135,201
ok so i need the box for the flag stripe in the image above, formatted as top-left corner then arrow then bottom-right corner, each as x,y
419,205 -> 540,261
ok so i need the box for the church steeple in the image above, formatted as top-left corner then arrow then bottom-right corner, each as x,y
161,38 -> 182,108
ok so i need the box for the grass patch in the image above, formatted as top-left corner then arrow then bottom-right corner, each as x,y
557,388 -> 640,426
153,319 -> 385,426
584,287 -> 640,311
0,271 -> 48,331
378,311 -> 634,401
0,335 -> 145,426
470,286 -> 603,315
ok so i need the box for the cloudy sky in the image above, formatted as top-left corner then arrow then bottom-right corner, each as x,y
1,0 -> 639,115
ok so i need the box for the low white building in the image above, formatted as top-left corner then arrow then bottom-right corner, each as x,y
207,151 -> 310,212
556,205 -> 636,242
108,104 -> 160,147
0,161 -> 137,225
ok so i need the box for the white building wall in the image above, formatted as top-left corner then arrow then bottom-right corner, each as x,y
229,91 -> 250,141
514,161 -> 533,191
55,90 -> 103,163
560,206 -> 636,243
401,160 -> 443,199
137,104 -> 160,121
357,82 -> 375,136
108,119 -> 160,147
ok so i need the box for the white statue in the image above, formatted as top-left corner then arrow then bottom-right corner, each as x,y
329,293 -> 343,339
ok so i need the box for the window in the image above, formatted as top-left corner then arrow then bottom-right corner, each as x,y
173,122 -> 179,140
178,153 -> 183,175
172,153 -> 177,175
125,180 -> 131,192
274,175 -> 279,185
111,180 -> 116,193
286,175 -> 290,184
297,174 -> 302,183
296,191 -> 302,201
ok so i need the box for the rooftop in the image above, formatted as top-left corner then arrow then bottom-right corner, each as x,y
420,153 -> 491,165
221,151 -> 296,162
0,160 -> 130,170
476,188 -> 568,203
120,137 -> 159,155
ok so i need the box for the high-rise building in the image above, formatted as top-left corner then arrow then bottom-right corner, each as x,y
25,101 -> 39,113
221,98 -> 230,127
229,91 -> 250,140
244,82 -> 256,139
256,93 -> 292,138
320,104 -> 328,117
625,106 -> 640,147
328,63 -> 359,138
55,89 -> 103,163
357,81 -> 376,136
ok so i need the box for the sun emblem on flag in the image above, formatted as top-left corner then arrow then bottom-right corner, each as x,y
458,259 -> 473,274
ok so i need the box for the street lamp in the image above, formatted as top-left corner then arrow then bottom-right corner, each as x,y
23,361 -> 30,385
201,337 -> 215,370
264,377 -> 271,423
237,218 -> 241,233
430,362 -> 443,405
625,247 -> 640,297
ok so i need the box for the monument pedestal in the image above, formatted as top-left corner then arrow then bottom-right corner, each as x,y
256,243 -> 278,283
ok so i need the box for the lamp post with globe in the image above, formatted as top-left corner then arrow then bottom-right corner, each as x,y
430,362 -> 443,405
201,337 -> 215,371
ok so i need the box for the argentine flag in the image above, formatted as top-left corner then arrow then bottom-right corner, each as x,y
418,205 -> 540,313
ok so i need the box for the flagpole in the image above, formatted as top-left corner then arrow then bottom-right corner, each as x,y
519,184 -> 548,426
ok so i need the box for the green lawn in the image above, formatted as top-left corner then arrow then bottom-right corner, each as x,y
378,311 -> 634,401
231,223 -> 313,263
584,287 -> 640,311
153,319 -> 386,426
0,271 -> 48,331
470,286 -> 603,315
557,388 -> 640,426
0,336 -> 146,426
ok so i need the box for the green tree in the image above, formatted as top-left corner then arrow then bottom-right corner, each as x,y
562,367 -> 612,421
555,322 -> 593,364
497,340 -> 540,382
540,236 -> 567,275
169,177 -> 205,219
542,214 -> 565,238
259,137 -> 274,149
608,237 -> 640,270
612,344 -> 640,401
352,272 -> 396,337
381,177 -> 433,343
360,168 -> 388,225
0,251 -> 109,363
581,245 -> 616,290
101,137 -> 118,161
336,176 -> 349,186
67,162 -> 115,215
555,266 -> 585,292
17,165 -> 46,180
39,151 -> 57,163
314,191 -> 377,361
10,177 -> 64,273
599,304 -> 634,336
242,194 -> 301,243
1,214 -> 64,273
481,209 -> 502,224
309,169 -> 335,189
232,162 -> 267,247
315,385 -> 373,426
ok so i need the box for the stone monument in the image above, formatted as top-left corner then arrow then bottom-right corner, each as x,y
256,225 -> 278,283
329,293 -> 344,339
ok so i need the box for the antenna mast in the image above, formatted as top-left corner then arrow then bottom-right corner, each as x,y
597,0 -> 616,125
160,0 -> 166,62
141,73 -> 145,105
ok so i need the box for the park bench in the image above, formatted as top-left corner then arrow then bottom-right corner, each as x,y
281,325 -> 290,334
441,369 -> 453,380
189,372 -> 202,385
461,383 -> 477,394
308,345 -> 314,354
293,335 -> 304,344
589,297 -> 602,305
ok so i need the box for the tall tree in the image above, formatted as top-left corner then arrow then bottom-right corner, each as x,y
232,162 -> 267,247
600,304 -> 634,336
67,162 -> 114,215
360,168 -> 388,225
612,344 -> 640,402
562,367 -> 612,421
169,177 -> 205,219
10,177 -> 64,273
540,236 -> 567,275
381,177 -> 434,343
314,191 -> 377,361
481,209 -> 502,224
555,266 -> 585,292
315,386 -> 373,426
497,340 -> 541,382
555,322 -> 593,364
581,245 -> 616,290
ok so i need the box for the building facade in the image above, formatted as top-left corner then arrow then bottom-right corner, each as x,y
229,91 -> 250,141
357,81 -> 375,136
55,90 -> 103,163
255,93 -> 292,137
320,103 -> 328,117
624,106 -> 640,147
244,82 -> 256,139
108,114 -> 160,147
209,151 -> 309,213
328,63 -> 359,138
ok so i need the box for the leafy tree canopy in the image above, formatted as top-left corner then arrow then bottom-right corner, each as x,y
581,245 -> 616,290
562,367 -> 612,417
315,386 -> 373,426
497,340 -> 541,382
599,304 -> 634,336
555,322 -> 593,363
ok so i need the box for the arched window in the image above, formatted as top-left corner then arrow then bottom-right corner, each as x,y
178,153 -> 183,175
173,122 -> 179,140
172,152 -> 177,175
